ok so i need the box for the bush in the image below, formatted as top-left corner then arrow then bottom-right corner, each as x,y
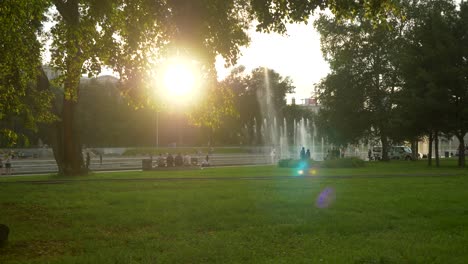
278,159 -> 317,168
278,157 -> 366,168
322,157 -> 365,168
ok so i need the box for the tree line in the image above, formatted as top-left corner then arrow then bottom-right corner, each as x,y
315,0 -> 468,167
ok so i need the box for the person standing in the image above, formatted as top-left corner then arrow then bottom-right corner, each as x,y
0,157 -> 3,175
99,154 -> 103,166
5,155 -> 11,175
86,152 -> 91,170
300,147 -> 306,160
368,149 -> 372,161
270,148 -> 276,164
306,149 -> 311,160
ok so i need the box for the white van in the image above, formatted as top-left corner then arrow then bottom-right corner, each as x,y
389,146 -> 413,160
372,146 -> 413,160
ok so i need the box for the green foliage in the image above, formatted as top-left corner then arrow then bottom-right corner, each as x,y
0,0 -> 55,146
397,0 -> 468,166
315,7 -> 405,150
278,157 -> 365,168
209,67 -> 295,145
278,158 -> 317,168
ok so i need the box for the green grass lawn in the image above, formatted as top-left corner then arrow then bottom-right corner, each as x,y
1,161 -> 468,263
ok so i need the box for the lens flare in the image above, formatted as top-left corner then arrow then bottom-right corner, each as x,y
315,187 -> 336,208
298,170 -> 304,175
309,169 -> 317,175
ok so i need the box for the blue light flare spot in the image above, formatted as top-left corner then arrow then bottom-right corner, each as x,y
315,187 -> 336,208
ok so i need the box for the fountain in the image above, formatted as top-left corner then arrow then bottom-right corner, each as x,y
251,67 -> 319,160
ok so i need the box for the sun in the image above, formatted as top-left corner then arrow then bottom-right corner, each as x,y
162,59 -> 197,100
164,63 -> 195,96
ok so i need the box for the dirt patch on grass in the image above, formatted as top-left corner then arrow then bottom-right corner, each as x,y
1,202 -> 70,228
0,239 -> 80,262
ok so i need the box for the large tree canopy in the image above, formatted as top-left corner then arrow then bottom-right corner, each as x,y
315,3 -> 406,159
399,0 -> 468,167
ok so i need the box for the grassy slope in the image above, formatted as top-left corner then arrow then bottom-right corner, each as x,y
0,161 -> 468,263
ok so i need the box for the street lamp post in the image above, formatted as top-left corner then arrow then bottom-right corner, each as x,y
156,111 -> 159,148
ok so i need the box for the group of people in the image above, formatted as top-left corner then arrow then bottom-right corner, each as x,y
153,153 -> 201,168
299,147 -> 311,160
0,154 -> 12,175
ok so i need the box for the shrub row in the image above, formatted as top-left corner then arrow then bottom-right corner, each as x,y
278,157 -> 365,168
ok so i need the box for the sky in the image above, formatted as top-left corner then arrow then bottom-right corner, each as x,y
215,22 -> 329,104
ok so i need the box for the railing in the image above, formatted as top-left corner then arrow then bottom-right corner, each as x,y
5,154 -> 277,175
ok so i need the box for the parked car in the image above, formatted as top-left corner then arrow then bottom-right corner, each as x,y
18,151 -> 38,159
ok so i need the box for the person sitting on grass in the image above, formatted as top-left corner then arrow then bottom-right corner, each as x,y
201,154 -> 210,167
183,153 -> 191,166
166,153 -> 174,167
175,153 -> 183,167
157,154 -> 165,167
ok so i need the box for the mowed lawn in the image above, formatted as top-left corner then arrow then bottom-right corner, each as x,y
1,161 -> 468,263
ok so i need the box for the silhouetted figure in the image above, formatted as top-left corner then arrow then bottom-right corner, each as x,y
368,149 -> 372,161
4,155 -> 11,175
202,154 -> 210,167
157,154 -> 165,167
175,153 -> 183,167
300,147 -> 306,160
270,148 -> 276,164
306,149 -> 311,159
99,154 -> 103,166
166,154 -> 174,167
86,152 -> 91,170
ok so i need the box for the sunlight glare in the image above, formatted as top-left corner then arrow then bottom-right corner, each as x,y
155,56 -> 202,105
163,62 -> 196,98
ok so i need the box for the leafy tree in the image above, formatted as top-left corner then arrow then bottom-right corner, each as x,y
0,0 -> 55,147
400,0 -> 467,167
217,67 -> 295,145
315,6 -> 406,160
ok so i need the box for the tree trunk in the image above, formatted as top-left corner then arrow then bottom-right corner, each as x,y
381,134 -> 390,161
428,132 -> 433,166
60,97 -> 85,175
434,131 -> 439,167
456,133 -> 466,168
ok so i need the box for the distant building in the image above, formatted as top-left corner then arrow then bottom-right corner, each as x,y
298,97 -> 321,114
